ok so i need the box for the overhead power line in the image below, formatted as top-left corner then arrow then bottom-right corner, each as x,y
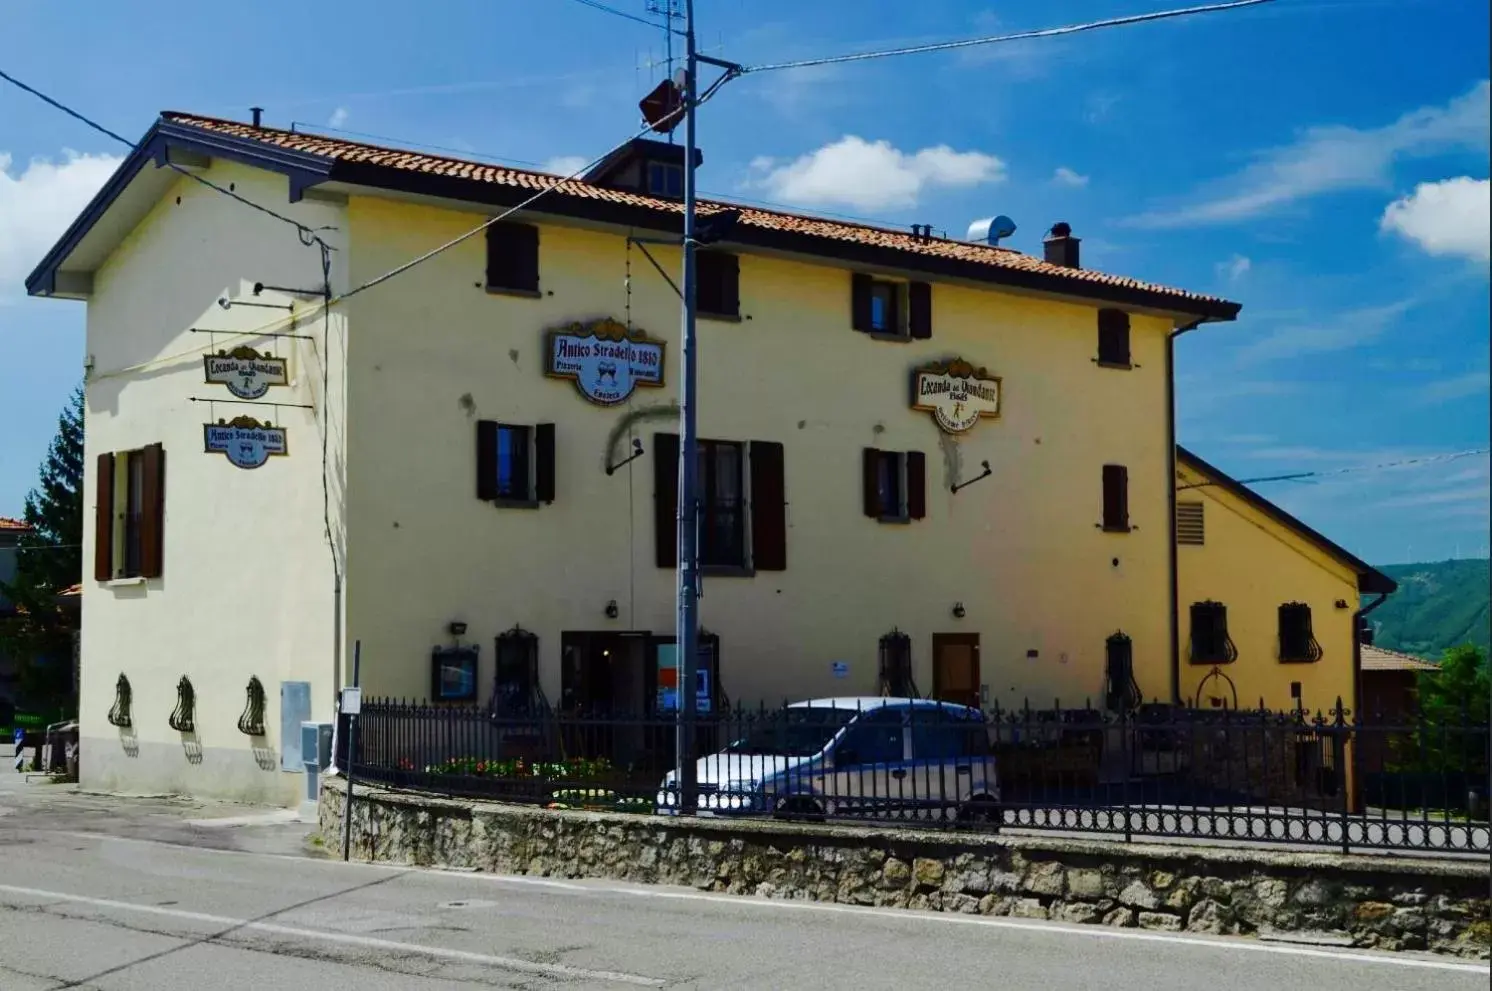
740,0 -> 1276,74
1177,448 -> 1491,491
0,67 -> 335,251
566,0 -> 671,31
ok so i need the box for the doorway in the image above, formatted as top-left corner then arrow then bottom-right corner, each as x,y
932,633 -> 981,709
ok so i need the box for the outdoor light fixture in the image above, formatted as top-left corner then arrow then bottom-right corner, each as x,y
952,602 -> 966,619
606,437 -> 645,475
950,460 -> 993,494
448,620 -> 467,637
605,599 -> 619,619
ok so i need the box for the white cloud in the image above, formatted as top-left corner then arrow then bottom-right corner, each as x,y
1376,485 -> 1490,509
541,155 -> 591,177
1380,176 -> 1491,261
1415,369 -> 1490,404
748,136 -> 1004,211
1232,298 -> 1414,365
1051,166 -> 1089,188
328,107 -> 349,129
0,150 -> 123,299
1216,254 -> 1251,282
1127,80 -> 1489,228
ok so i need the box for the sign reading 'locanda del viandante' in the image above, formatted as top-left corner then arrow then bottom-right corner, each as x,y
545,317 -> 665,406
910,359 -> 1002,434
203,346 -> 289,400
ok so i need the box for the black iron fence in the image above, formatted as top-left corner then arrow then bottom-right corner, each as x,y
346,697 -> 1491,856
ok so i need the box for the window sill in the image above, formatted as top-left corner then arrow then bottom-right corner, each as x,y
1095,359 -> 1133,370
876,515 -> 912,525
104,576 -> 147,588
1188,658 -> 1235,666
701,565 -> 755,578
861,331 -> 911,343
1278,657 -> 1321,665
699,311 -> 742,323
492,498 -> 541,510
484,286 -> 543,299
1099,524 -> 1133,533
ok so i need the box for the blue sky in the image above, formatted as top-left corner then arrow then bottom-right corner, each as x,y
1,0 -> 1487,564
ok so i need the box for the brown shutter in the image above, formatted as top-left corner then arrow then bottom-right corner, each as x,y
851,273 -> 873,331
1098,309 -> 1131,365
749,440 -> 786,571
697,251 -> 739,318
139,443 -> 165,578
1102,464 -> 1129,531
476,420 -> 498,501
906,451 -> 927,520
534,423 -> 556,503
908,281 -> 932,339
862,448 -> 882,517
486,222 -> 539,293
93,452 -> 114,581
719,252 -> 740,318
654,432 -> 680,567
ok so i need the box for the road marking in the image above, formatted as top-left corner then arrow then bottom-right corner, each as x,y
43,831 -> 1492,975
0,883 -> 663,987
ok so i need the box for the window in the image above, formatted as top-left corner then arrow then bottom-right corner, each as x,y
1097,308 -> 1131,367
476,421 -> 555,506
1278,602 -> 1323,663
431,646 -> 479,702
646,161 -> 684,198
484,221 -> 540,295
652,434 -> 787,572
1101,464 -> 1130,532
94,444 -> 164,582
851,274 -> 932,339
492,628 -> 539,716
862,448 -> 927,522
838,708 -> 906,765
878,630 -> 916,698
910,709 -> 987,760
1176,501 -> 1205,545
1189,601 -> 1237,664
697,251 -> 740,319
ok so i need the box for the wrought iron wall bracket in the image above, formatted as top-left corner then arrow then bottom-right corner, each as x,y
950,460 -> 992,494
107,673 -> 133,728
169,676 -> 196,733
237,675 -> 266,736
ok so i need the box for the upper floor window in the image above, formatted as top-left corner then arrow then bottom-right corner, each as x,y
1097,308 -> 1131,367
653,434 -> 787,573
1278,602 -> 1323,663
646,161 -> 684,198
697,250 -> 740,320
94,444 -> 165,582
485,222 -> 540,296
862,448 -> 927,522
476,421 -> 555,506
851,274 -> 932,339
1101,464 -> 1130,533
1190,601 -> 1238,664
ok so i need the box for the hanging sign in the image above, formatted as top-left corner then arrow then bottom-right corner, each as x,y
910,359 -> 1002,434
204,346 -> 289,400
545,317 -> 665,407
204,416 -> 288,470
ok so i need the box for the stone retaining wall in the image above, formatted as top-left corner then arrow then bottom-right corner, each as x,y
320,779 -> 1489,958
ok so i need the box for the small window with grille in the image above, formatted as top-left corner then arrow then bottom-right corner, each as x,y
1278,602 -> 1323,663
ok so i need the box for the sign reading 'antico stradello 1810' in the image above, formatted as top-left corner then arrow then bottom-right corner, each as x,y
204,416 -> 289,470
545,317 -> 665,406
911,359 -> 1002,434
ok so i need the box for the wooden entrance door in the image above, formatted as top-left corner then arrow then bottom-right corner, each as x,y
932,634 -> 981,709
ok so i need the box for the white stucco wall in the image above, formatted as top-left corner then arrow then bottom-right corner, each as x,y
78,160 -> 348,804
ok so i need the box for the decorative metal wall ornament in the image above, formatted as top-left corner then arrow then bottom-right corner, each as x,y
545,317 -> 666,406
203,346 -> 289,400
237,675 -> 266,736
168,676 -> 196,733
910,358 -> 1002,434
107,673 -> 133,728
204,415 -> 289,469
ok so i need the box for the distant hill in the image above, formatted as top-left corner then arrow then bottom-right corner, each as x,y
1369,559 -> 1490,658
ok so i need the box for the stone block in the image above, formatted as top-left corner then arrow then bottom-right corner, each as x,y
1103,907 -> 1137,928
1024,861 -> 1066,897
1186,899 -> 1235,935
1066,868 -> 1106,900
1164,877 -> 1200,912
1119,880 -> 1160,910
881,858 -> 910,889
1009,898 -> 1048,920
1291,878 -> 1337,907
1058,901 -> 1105,924
913,858 -> 946,890
1139,911 -> 1183,932
1150,870 -> 1176,890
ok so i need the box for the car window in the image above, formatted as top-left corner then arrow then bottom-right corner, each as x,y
836,708 -> 905,765
910,708 -> 989,760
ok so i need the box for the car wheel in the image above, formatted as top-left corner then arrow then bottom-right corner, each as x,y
958,795 -> 1002,830
774,797 -> 826,822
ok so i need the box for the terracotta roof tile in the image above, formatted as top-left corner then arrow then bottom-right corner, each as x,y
1361,646 -> 1439,672
0,517 -> 31,531
160,112 -> 1237,314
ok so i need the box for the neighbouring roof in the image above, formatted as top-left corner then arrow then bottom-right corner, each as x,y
1176,447 -> 1398,596
1361,646 -> 1439,672
27,112 -> 1241,322
0,517 -> 31,531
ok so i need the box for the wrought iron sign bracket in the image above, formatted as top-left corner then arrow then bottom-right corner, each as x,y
606,438 -> 646,475
950,460 -> 992,494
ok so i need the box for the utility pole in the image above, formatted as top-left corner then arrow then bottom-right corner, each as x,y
674,0 -> 700,815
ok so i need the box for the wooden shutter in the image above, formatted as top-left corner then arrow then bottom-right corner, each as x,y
862,448 -> 882,517
698,251 -> 739,318
486,222 -> 539,294
1098,309 -> 1131,365
1102,464 -> 1129,531
534,423 -> 556,503
653,432 -> 680,567
139,443 -> 165,579
851,273 -> 873,331
906,451 -> 927,520
749,441 -> 786,571
476,420 -> 498,501
93,452 -> 114,581
908,281 -> 933,339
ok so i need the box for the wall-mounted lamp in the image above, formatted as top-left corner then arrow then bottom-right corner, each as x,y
1334,599 -> 1349,610
448,620 -> 468,638
606,438 -> 646,475
604,599 -> 619,619
951,602 -> 966,619
950,460 -> 992,494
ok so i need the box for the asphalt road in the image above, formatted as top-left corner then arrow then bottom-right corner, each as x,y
0,761 -> 1486,990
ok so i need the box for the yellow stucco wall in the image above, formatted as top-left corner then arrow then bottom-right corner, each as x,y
342,195 -> 1181,710
1175,459 -> 1360,715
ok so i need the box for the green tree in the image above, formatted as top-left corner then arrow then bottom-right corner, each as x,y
0,386 -> 84,713
1409,644 -> 1490,778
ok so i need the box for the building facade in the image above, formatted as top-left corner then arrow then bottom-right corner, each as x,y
29,112 -> 1241,802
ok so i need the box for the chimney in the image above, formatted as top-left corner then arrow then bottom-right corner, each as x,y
250,106 -> 264,128
1043,221 -> 1080,269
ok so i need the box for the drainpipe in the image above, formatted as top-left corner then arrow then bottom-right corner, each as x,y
1167,318 -> 1204,706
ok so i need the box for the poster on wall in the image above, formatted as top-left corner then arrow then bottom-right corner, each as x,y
203,346 -> 289,400
204,416 -> 289,470
910,359 -> 1001,434
545,317 -> 665,406
655,642 -> 713,714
